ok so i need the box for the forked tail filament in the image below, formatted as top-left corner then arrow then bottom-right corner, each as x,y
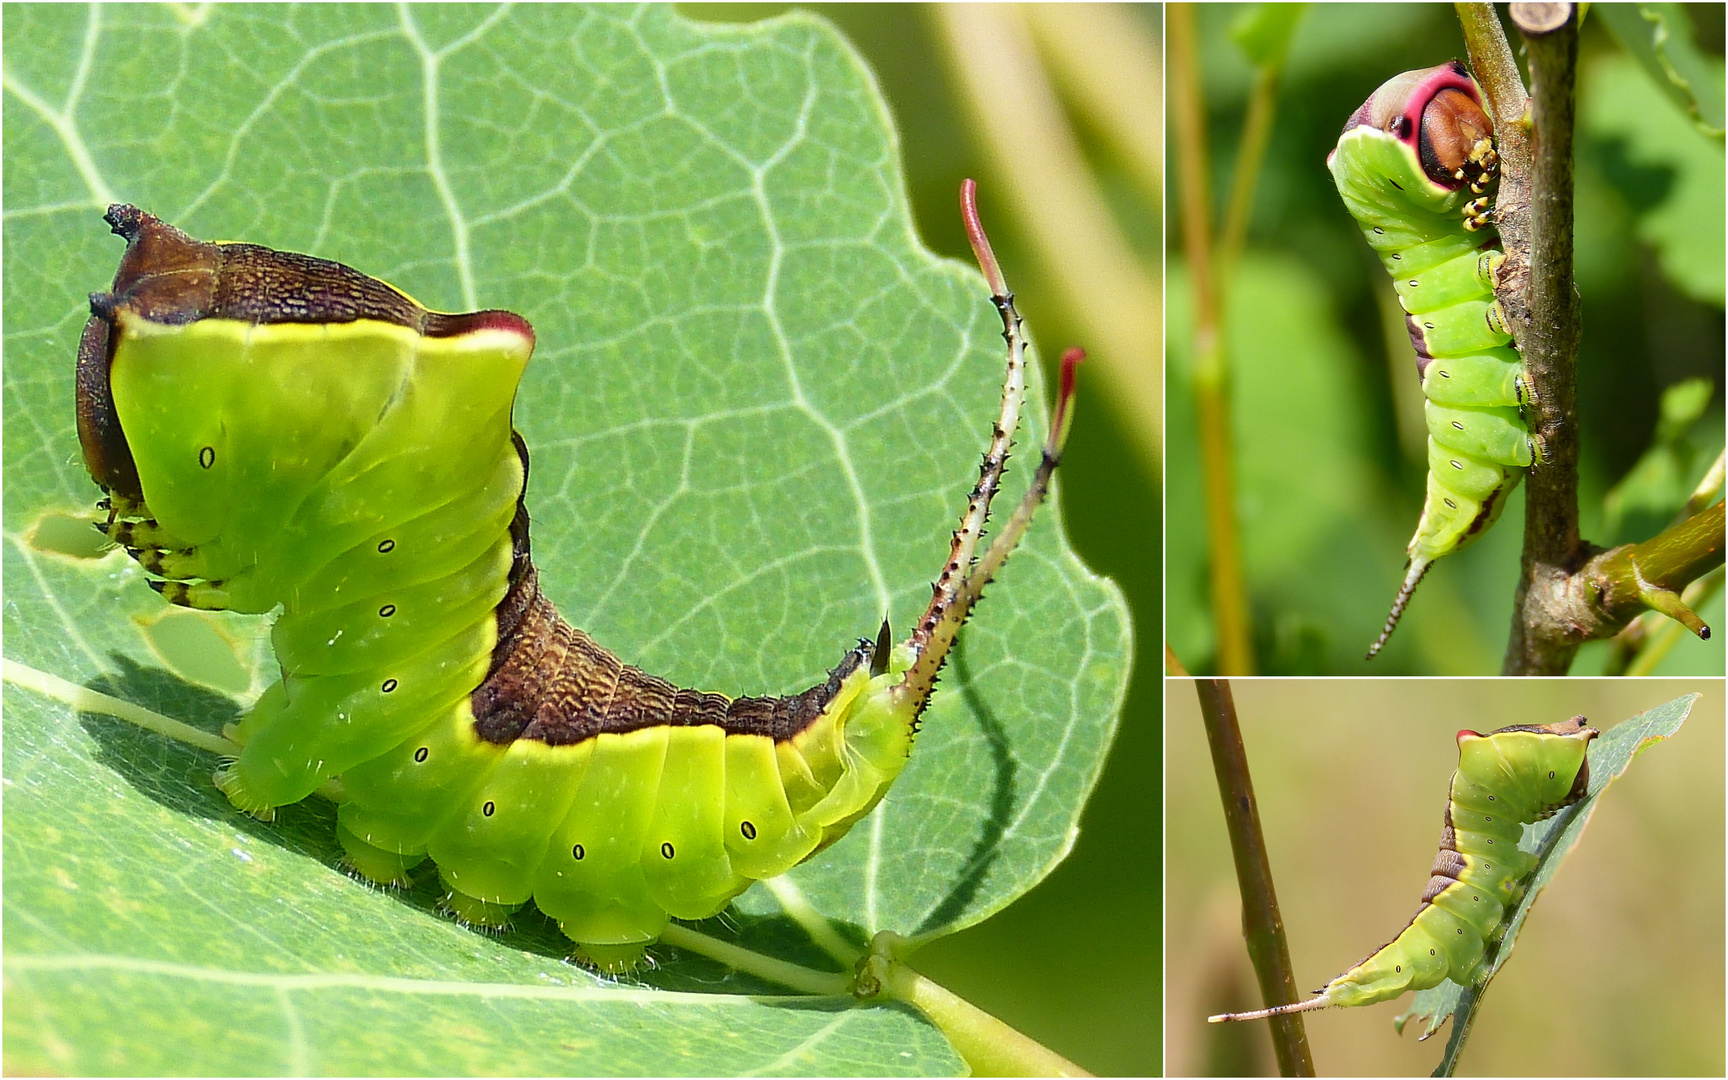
896,180 -> 1083,711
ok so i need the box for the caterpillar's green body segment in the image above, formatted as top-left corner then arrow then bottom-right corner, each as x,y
77,196 -> 1075,968
1209,717 -> 1598,1023
1327,62 -> 1544,658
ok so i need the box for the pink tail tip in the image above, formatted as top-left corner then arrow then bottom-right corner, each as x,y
960,179 -> 1008,298
1049,347 -> 1084,452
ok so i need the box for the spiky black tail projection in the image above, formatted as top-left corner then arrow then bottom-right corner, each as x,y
77,183 -> 1078,969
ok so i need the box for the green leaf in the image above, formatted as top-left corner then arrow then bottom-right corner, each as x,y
1394,694 -> 1699,1074
1595,3 -> 1726,141
1229,3 -> 1308,70
2,5 -> 1129,1074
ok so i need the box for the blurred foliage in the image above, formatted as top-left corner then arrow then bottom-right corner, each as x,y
1166,679 -> 1726,1076
1167,3 -> 1725,675
1596,2 -> 1726,139
688,5 -> 1161,1074
1603,376 -> 1718,544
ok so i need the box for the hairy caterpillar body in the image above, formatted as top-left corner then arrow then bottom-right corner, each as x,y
1328,62 -> 1545,659
1208,717 -> 1598,1023
75,192 -> 1077,970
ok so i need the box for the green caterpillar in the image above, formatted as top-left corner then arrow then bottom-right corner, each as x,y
1208,717 -> 1598,1023
1328,62 -> 1545,659
75,187 -> 1078,970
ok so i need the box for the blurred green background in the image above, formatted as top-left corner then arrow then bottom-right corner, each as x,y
691,5 -> 1161,1073
1166,679 -> 1725,1076
1168,3 -> 1725,675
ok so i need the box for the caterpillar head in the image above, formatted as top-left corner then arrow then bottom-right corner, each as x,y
1457,717 -> 1599,812
1330,61 -> 1496,196
76,203 -> 533,546
74,205 -> 206,506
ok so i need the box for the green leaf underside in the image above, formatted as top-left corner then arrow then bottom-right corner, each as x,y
1393,695 -> 1698,1061
2,5 -> 1130,1075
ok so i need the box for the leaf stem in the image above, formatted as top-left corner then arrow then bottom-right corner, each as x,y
1687,450 -> 1727,515
858,932 -> 1092,1077
655,923 -> 851,997
1618,569 -> 1724,675
760,877 -> 866,968
3,657 -> 238,757
1584,504 -> 1725,634
1196,678 -> 1315,1077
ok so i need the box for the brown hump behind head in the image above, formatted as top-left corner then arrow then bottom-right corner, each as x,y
470,566 -> 869,747
77,204 -> 532,503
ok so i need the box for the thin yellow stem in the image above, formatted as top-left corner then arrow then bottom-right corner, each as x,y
1170,3 -> 1253,673
3,657 -> 238,757
655,923 -> 851,997
860,932 -> 1092,1077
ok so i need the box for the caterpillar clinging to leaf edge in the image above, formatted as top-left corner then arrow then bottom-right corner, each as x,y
1208,717 -> 1598,1024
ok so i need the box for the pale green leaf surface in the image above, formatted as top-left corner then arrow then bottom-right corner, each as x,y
2,4 -> 1129,1074
1394,694 -> 1698,1071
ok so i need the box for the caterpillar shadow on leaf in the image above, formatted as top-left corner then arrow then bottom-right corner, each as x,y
73,182 -> 1080,973
912,638 -> 1019,937
78,652 -> 249,821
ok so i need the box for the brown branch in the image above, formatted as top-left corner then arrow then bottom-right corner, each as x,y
1197,680 -> 1313,1077
1457,3 -> 1533,310
1457,3 -> 1718,670
1469,4 -> 1585,673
